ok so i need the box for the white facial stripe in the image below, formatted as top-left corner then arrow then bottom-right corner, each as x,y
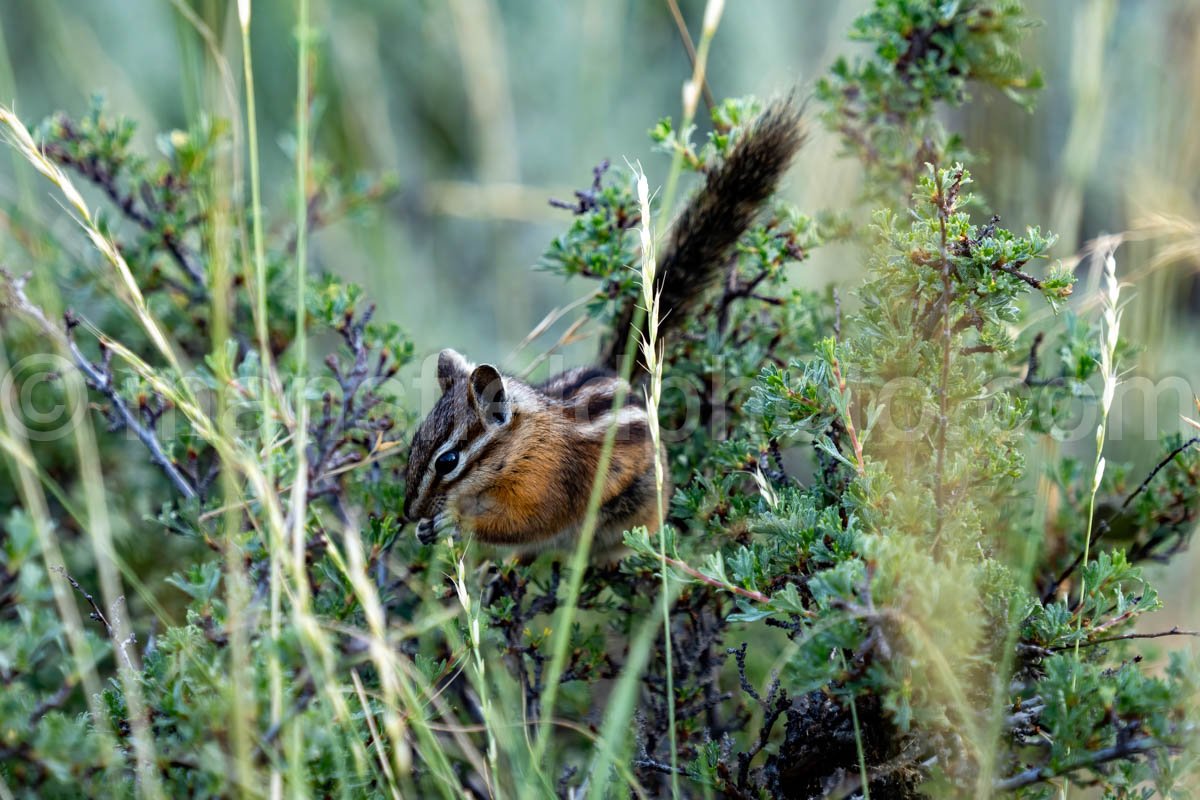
415,387 -> 521,511
432,425 -> 466,466
423,420 -> 499,490
454,425 -> 498,476
576,404 -> 648,438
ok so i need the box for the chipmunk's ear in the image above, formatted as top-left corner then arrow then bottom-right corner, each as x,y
437,349 -> 472,393
468,364 -> 510,427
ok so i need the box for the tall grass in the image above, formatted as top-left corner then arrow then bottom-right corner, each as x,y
2,14 -> 387,792
1061,243 -> 1124,800
634,166 -> 678,794
0,340 -> 121,774
236,4 -> 287,794
528,5 -> 725,796
2,1 -> 1198,798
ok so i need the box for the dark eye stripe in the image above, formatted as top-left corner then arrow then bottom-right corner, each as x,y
418,407 -> 503,497
428,429 -> 510,495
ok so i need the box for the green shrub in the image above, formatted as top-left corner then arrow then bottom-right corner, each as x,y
0,1 -> 1196,798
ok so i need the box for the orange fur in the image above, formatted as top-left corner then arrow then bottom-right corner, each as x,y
455,409 -> 661,551
402,98 -> 804,556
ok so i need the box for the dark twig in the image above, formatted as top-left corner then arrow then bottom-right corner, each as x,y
1121,437 -> 1200,513
947,213 -> 1043,291
1,271 -> 198,499
54,566 -> 113,638
716,263 -> 770,335
556,765 -> 579,796
54,567 -> 137,668
726,642 -> 792,788
761,437 -> 787,484
1023,331 -> 1067,388
28,680 -> 75,726
1048,626 -> 1200,652
43,122 -> 207,293
65,316 -> 197,499
549,160 -> 615,215
1047,436 -> 1200,598
990,258 -> 1043,291
307,303 -> 403,501
994,734 -> 1176,791
632,757 -> 687,776
1024,332 -> 1044,385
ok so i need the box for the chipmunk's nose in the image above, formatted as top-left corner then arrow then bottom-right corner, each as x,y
401,482 -> 421,523
402,496 -> 428,525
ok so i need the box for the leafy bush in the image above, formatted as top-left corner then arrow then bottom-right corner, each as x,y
1,1 -> 1196,798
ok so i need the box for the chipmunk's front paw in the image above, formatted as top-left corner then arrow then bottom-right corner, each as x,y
416,511 -> 456,545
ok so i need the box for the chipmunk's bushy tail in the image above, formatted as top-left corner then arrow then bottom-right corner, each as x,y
602,96 -> 806,372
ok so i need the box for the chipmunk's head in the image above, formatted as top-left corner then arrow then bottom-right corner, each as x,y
403,349 -> 518,524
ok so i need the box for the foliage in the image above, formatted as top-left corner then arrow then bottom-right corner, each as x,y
817,0 -> 1043,204
0,1 -> 1196,799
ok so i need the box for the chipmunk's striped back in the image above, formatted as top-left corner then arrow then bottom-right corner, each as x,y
403,97 -> 805,554
404,353 -> 659,552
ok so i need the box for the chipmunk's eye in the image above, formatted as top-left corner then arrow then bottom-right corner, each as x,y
434,449 -> 459,476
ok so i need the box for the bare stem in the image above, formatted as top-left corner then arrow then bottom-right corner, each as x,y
995,734 -> 1178,791
655,551 -> 770,604
1050,626 -> 1200,652
830,355 -> 865,476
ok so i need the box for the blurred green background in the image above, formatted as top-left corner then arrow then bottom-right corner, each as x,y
1,0 -> 1196,629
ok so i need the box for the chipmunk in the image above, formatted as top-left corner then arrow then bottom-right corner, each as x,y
403,97 -> 805,555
